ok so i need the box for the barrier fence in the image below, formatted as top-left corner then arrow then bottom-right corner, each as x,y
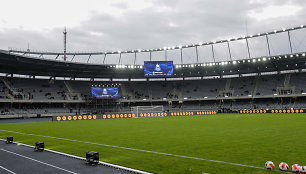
53,110 -> 217,121
239,109 -> 305,114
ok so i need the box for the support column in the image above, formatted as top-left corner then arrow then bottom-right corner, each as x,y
246,38 -> 251,59
211,44 -> 215,62
103,54 -> 107,64
134,52 -> 137,65
195,46 -> 199,63
227,41 -> 232,61
287,31 -> 293,54
180,48 -> 183,64
265,35 -> 271,56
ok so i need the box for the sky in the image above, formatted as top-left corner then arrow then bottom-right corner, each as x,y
0,0 -> 306,64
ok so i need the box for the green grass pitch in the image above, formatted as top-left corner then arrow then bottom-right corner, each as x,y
1,113 -> 305,174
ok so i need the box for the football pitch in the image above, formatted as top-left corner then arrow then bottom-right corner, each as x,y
1,113 -> 305,174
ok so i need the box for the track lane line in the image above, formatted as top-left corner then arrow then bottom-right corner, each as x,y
0,129 -> 289,173
0,149 -> 77,174
0,165 -> 16,174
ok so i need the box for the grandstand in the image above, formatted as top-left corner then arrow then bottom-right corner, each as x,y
0,24 -> 306,174
1,24 -> 306,119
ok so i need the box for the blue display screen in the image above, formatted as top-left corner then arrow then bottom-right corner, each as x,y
91,87 -> 119,99
144,61 -> 173,77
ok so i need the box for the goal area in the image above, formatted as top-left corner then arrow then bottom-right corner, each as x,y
131,105 -> 165,118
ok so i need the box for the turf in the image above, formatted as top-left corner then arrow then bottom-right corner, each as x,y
0,113 -> 305,174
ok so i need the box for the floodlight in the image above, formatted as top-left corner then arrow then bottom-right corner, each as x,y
290,55 -> 294,58
233,61 -> 237,65
185,45 -> 188,48
263,57 -> 267,61
302,53 -> 306,56
252,59 -> 256,63
178,45 -> 182,49
6,136 -> 13,144
86,151 -> 99,165
34,142 -> 44,152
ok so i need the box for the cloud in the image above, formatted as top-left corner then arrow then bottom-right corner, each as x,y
248,4 -> 302,21
0,0 -> 305,64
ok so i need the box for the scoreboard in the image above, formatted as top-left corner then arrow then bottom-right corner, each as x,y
91,87 -> 119,99
144,61 -> 173,77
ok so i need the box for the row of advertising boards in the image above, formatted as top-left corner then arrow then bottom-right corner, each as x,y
239,109 -> 305,114
53,110 -> 217,121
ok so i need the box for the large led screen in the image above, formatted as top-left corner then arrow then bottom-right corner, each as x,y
91,87 -> 119,99
144,61 -> 173,77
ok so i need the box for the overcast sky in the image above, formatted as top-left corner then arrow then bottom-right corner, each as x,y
0,0 -> 306,64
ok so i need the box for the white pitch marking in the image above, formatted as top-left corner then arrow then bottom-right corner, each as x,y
0,129 -> 283,172
0,149 -> 77,174
0,165 -> 16,174
0,139 -> 151,174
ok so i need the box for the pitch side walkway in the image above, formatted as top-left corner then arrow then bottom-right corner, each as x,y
0,140 -> 137,174
0,117 -> 52,124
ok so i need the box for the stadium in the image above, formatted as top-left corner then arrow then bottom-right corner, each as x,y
1,2 -> 306,173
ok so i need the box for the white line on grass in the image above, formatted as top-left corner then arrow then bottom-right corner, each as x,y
0,165 -> 16,174
0,129 -> 286,172
0,148 -> 77,174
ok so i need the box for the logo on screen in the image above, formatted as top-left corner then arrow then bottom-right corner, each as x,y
155,64 -> 161,71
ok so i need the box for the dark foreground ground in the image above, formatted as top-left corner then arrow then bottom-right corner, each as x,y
0,140 -> 134,174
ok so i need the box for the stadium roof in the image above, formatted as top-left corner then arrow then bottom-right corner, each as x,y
1,50 -> 306,79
